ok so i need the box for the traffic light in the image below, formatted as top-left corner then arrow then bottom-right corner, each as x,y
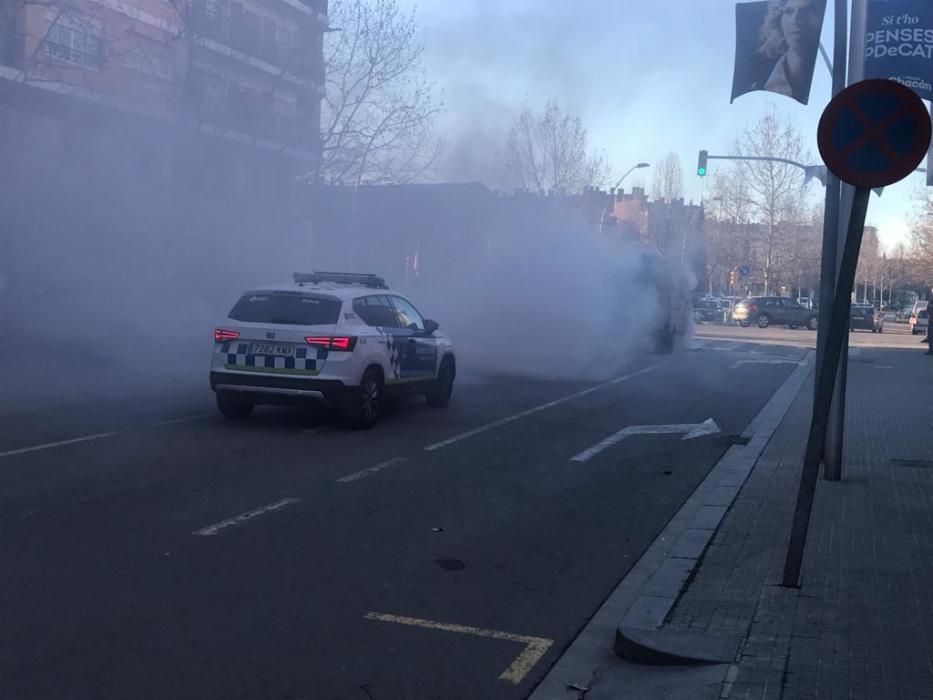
697,150 -> 708,177
730,268 -> 737,288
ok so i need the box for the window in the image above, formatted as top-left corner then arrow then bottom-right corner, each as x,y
46,21 -> 103,69
124,36 -> 172,81
391,296 -> 425,331
229,292 -> 341,326
353,296 -> 399,328
0,16 -> 16,67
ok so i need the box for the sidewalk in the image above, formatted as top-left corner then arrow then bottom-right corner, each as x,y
532,336 -> 933,699
708,343 -> 933,700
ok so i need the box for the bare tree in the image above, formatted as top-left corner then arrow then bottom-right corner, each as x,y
320,0 -> 442,186
732,108 -> 812,295
650,152 -> 684,203
907,189 -> 933,288
502,100 -> 608,194
706,169 -> 754,294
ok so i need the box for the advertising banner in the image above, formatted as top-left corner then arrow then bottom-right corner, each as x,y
865,0 -> 933,101
732,0 -> 827,105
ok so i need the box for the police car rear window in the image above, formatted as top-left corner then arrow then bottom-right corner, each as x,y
229,293 -> 341,325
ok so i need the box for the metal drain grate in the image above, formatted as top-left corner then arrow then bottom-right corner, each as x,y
891,459 -> 933,469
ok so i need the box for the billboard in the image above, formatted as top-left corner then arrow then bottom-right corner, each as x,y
865,0 -> 933,101
732,0 -> 827,105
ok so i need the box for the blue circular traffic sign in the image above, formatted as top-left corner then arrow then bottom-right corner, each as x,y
817,79 -> 931,189
739,265 -> 750,278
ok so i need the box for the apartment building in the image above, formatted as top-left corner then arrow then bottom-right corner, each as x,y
0,0 -> 326,160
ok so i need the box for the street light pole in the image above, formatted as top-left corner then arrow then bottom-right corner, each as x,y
600,162 -> 650,233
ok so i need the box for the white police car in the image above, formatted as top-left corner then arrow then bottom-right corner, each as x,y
210,272 -> 456,428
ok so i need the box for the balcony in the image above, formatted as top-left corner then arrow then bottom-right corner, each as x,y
192,9 -> 318,81
199,94 -> 314,151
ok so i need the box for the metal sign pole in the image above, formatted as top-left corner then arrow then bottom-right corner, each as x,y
784,186 -> 871,587
815,0 -> 849,397
824,0 -> 868,482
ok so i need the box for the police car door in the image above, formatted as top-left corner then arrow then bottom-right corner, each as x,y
389,295 -> 437,380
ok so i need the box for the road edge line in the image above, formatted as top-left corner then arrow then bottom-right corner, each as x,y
422,363 -> 661,452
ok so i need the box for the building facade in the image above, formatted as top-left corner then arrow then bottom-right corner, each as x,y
0,0 -> 325,160
0,0 -> 328,340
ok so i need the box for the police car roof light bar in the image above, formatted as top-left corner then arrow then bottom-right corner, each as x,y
293,271 -> 389,289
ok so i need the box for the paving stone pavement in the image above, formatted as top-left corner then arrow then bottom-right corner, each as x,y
666,341 -> 933,699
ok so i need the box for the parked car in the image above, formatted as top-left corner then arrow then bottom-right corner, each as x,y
693,298 -> 722,324
731,296 -> 818,330
895,306 -> 913,323
910,308 -> 929,336
850,303 -> 883,333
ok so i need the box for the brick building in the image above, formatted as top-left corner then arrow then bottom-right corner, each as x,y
601,187 -> 708,290
0,0 -> 328,338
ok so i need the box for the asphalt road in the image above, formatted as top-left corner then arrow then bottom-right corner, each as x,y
1,328 -> 816,700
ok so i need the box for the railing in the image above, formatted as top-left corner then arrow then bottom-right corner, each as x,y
192,9 -> 314,78
199,95 -> 313,150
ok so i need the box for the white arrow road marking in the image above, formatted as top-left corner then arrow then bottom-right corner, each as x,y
571,418 -> 721,463
729,359 -> 806,369
363,612 -> 553,685
423,364 -> 660,452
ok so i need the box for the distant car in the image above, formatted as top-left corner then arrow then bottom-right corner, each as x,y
732,296 -> 818,330
910,308 -> 929,336
210,272 -> 456,428
850,303 -> 883,333
895,306 -> 913,323
693,299 -> 722,324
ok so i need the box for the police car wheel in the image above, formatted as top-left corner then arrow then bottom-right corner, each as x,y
757,314 -> 771,329
739,320 -> 751,328
807,317 -> 818,331
341,368 -> 382,429
426,358 -> 455,408
216,394 -> 253,420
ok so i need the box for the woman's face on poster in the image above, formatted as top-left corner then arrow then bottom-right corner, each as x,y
780,0 -> 822,54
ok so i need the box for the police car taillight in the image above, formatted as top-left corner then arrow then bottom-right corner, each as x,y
214,328 -> 240,342
305,336 -> 357,351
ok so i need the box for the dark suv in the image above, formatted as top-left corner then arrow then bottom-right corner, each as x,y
850,303 -> 883,333
732,296 -> 818,330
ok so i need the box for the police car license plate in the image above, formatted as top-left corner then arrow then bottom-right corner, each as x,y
249,342 -> 295,357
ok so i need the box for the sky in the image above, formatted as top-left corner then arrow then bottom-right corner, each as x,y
399,0 -> 929,250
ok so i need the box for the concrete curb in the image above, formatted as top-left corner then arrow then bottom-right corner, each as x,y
613,353 -> 812,665
529,351 -> 813,698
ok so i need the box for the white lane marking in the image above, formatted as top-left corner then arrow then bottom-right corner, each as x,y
571,418 -> 721,463
873,365 -> 894,369
423,365 -> 660,452
192,497 -> 301,536
0,432 -> 118,459
730,359 -> 805,369
364,612 -> 553,685
152,413 -> 213,427
337,457 -> 408,483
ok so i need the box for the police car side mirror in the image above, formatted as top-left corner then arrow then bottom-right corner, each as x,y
423,319 -> 439,336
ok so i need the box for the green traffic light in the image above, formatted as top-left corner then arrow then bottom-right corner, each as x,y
697,167 -> 706,176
